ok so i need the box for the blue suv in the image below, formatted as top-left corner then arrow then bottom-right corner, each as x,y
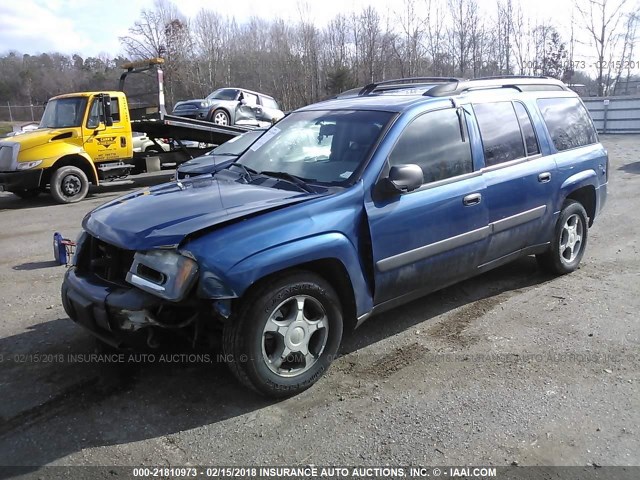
62,76 -> 608,397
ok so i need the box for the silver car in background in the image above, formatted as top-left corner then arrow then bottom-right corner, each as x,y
172,88 -> 284,127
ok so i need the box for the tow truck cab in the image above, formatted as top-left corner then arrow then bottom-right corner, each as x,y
0,91 -> 134,202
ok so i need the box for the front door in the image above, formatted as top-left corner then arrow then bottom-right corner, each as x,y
366,107 -> 489,305
235,91 -> 260,124
83,95 -> 129,164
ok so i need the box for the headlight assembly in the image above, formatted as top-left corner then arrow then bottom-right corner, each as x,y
126,250 -> 198,302
17,160 -> 43,170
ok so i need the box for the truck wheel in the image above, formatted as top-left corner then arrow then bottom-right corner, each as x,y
223,271 -> 343,398
12,188 -> 40,199
50,166 -> 89,203
536,200 -> 589,275
211,109 -> 230,125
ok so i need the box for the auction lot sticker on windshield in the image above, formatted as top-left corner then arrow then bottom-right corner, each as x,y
249,126 -> 280,151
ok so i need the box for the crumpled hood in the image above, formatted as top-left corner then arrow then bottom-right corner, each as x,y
83,175 -> 320,250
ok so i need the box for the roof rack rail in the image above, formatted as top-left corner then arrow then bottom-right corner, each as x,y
359,77 -> 462,96
425,76 -> 568,97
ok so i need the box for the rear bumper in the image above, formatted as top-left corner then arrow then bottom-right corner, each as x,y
0,169 -> 42,192
61,267 -> 162,348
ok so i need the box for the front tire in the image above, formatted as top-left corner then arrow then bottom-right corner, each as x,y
50,166 -> 89,203
223,271 -> 343,398
536,200 -> 589,275
210,109 -> 230,126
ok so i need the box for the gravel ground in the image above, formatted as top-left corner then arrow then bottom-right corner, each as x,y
0,137 -> 638,471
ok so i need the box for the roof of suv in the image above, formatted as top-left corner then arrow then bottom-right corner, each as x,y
300,76 -> 572,114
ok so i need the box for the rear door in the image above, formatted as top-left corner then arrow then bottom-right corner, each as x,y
366,107 -> 490,305
471,100 -> 557,265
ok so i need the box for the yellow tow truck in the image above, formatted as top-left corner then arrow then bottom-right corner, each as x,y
0,59 -> 251,203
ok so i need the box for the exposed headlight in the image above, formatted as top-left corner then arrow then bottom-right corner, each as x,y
126,250 -> 198,302
200,101 -> 209,108
17,160 -> 42,170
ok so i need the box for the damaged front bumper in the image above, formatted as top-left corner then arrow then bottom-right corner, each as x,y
61,268 -> 199,348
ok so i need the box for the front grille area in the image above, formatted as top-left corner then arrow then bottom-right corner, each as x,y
78,234 -> 135,285
0,144 -> 17,171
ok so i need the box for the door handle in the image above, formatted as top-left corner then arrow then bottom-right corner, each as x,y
463,193 -> 482,206
538,172 -> 551,183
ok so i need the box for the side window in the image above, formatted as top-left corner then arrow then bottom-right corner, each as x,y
262,97 -> 280,110
513,102 -> 539,156
86,96 -> 120,128
473,102 -> 525,166
110,97 -> 121,122
389,108 -> 473,184
242,92 -> 258,106
537,97 -> 597,151
87,99 -> 101,128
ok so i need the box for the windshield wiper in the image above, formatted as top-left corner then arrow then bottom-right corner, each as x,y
259,170 -> 316,193
229,163 -> 257,183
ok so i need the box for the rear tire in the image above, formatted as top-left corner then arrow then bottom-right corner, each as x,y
536,200 -> 589,275
50,166 -> 89,203
223,271 -> 343,398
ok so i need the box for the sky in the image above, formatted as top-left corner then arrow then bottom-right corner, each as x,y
0,0 -> 585,59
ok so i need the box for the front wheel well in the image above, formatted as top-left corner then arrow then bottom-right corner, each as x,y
565,185 -> 596,226
45,155 -> 97,186
237,259 -> 358,331
209,107 -> 231,121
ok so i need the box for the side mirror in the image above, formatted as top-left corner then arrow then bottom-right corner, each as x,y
385,164 -> 423,193
239,98 -> 247,106
102,96 -> 113,127
98,94 -> 113,127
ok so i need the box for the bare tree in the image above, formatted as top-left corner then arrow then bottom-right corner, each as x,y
424,0 -> 448,76
612,12 -> 638,94
394,0 -> 426,77
448,0 -> 476,77
576,0 -> 629,96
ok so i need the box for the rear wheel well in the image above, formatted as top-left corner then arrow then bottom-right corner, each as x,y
45,155 -> 97,186
238,259 -> 358,331
566,186 -> 596,226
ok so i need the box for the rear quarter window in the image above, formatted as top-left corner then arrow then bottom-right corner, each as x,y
261,97 -> 280,110
537,97 -> 597,151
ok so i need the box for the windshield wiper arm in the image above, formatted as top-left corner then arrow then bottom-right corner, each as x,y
259,170 -> 316,193
229,163 -> 257,182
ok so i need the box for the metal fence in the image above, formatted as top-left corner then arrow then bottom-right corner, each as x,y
583,96 -> 640,134
0,103 -> 45,123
